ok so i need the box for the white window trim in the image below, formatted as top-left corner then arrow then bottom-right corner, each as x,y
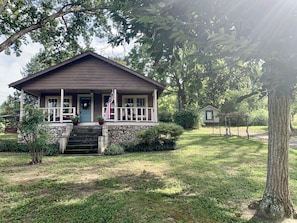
45,96 -> 73,108
122,95 -> 148,107
205,110 -> 214,120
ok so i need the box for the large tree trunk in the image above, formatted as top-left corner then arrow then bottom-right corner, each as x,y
256,87 -> 295,221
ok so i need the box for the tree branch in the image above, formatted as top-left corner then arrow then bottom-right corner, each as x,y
0,4 -> 109,53
0,0 -> 8,15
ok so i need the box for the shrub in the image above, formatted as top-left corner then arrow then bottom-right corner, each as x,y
123,123 -> 183,153
174,110 -> 198,129
104,144 -> 125,155
249,109 -> 268,126
137,123 -> 184,145
119,141 -> 137,151
158,110 -> 173,122
0,141 -> 21,152
0,140 -> 59,156
124,141 -> 176,153
44,144 -> 60,156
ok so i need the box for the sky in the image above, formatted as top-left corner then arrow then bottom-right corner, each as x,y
0,39 -> 133,105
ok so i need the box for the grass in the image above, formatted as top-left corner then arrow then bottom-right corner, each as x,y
1,128 -> 297,223
0,133 -> 17,141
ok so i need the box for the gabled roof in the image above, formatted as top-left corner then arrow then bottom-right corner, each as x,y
199,105 -> 221,112
9,51 -> 166,91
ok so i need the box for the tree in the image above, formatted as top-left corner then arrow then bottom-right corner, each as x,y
110,0 -> 297,221
0,0 -> 158,56
19,106 -> 49,164
0,0 -> 110,55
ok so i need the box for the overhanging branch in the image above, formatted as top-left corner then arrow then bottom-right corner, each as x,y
0,4 -> 110,53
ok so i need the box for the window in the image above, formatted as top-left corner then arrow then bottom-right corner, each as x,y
45,96 -> 72,114
122,95 -> 148,120
206,110 -> 214,120
122,96 -> 147,108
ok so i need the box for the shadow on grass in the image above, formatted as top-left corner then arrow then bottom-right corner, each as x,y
2,169 -> 253,223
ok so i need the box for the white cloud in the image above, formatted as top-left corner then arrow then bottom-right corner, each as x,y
0,42 -> 40,104
0,38 -> 134,105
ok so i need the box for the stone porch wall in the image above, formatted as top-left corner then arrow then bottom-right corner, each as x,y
47,123 -> 73,153
107,123 -> 157,145
47,124 -> 73,143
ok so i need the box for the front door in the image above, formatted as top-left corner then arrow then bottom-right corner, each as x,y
79,96 -> 92,122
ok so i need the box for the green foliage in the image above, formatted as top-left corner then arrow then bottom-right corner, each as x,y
0,141 -> 25,152
137,123 -> 184,145
0,129 -> 280,223
249,109 -> 268,126
123,141 -> 176,153
43,144 -> 60,156
104,144 -> 124,156
0,140 -> 58,156
19,106 -> 50,164
120,123 -> 183,153
174,110 -> 198,129
158,110 -> 173,123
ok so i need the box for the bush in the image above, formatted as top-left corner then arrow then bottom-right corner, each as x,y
158,110 -> 173,122
137,123 -> 184,145
44,144 -> 60,156
124,141 -> 176,153
121,123 -> 183,153
0,140 -> 59,156
104,144 -> 125,155
0,141 -> 23,152
174,110 -> 198,129
249,109 -> 268,126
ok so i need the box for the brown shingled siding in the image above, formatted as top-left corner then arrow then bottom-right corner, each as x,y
23,57 -> 156,91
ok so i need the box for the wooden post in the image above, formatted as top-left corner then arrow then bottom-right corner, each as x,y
60,89 -> 64,123
20,89 -> 24,122
153,89 -> 158,122
114,89 -> 117,122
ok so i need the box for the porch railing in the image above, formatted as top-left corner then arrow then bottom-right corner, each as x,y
104,106 -> 155,122
40,106 -> 155,123
40,107 -> 76,123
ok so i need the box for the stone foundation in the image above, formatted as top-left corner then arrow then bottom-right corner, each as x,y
46,123 -> 73,153
107,123 -> 156,145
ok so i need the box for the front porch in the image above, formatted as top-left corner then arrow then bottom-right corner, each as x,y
19,88 -> 159,124
39,106 -> 156,123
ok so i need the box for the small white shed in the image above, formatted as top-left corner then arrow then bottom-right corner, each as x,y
199,105 -> 220,125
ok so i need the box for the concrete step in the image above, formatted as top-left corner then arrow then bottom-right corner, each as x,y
64,125 -> 102,154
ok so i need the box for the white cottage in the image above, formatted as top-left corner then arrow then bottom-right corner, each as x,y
200,105 -> 220,125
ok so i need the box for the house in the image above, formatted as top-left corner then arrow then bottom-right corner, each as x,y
9,51 -> 165,153
199,105 -> 220,125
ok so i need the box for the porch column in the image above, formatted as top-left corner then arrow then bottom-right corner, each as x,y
20,89 -> 24,122
113,89 -> 117,122
37,96 -> 40,108
153,89 -> 158,122
60,89 -> 64,123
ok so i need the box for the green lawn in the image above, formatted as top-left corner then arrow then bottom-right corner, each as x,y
0,133 -> 17,141
1,128 -> 296,223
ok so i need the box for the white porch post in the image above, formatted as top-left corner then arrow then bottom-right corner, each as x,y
153,89 -> 158,122
37,96 -> 40,108
114,89 -> 117,122
20,89 -> 24,122
60,89 -> 64,123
